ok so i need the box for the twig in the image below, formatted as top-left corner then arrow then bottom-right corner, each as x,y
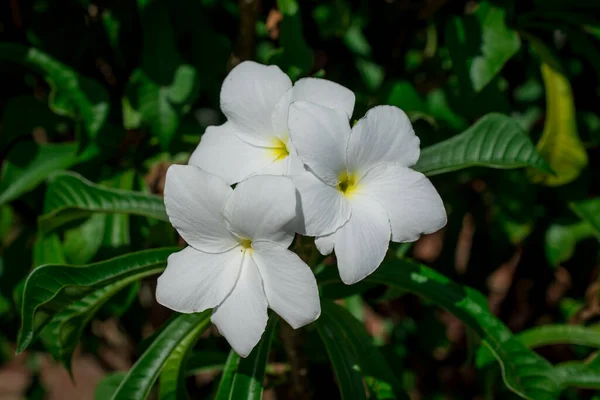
229,0 -> 261,70
280,320 -> 312,400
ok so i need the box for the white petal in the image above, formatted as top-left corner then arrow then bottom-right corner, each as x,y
347,106 -> 420,175
256,157 -> 289,176
253,241 -> 321,329
293,171 -> 351,236
292,78 -> 355,118
223,175 -> 296,246
164,165 -> 238,253
357,163 -> 447,242
287,152 -> 307,176
156,246 -> 243,313
288,101 -> 350,185
315,234 -> 334,255
271,78 -> 355,135
333,195 -> 391,284
211,254 -> 268,357
271,88 -> 293,136
189,122 -> 278,185
220,61 -> 292,146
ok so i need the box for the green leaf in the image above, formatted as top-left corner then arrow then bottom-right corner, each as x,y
553,356 -> 600,390
277,0 -> 298,16
315,310 -> 367,400
111,311 -> 211,400
126,0 -> 199,149
446,1 -> 521,93
319,300 -> 409,399
477,325 -> 600,367
96,372 -> 127,400
570,198 -> 600,237
213,350 -> 241,400
0,43 -> 109,138
321,258 -> 562,400
0,142 -> 93,207
63,214 -> 107,264
414,113 -> 551,176
528,38 -> 588,186
545,221 -> 595,265
38,171 -> 167,235
33,233 -> 66,266
229,316 -> 279,399
158,316 -> 212,400
18,247 -> 176,353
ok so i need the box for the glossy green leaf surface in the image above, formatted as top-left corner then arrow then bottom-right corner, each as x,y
18,248 -> 175,353
320,259 -> 561,400
415,113 -> 551,176
38,171 -> 167,234
213,350 -> 241,400
229,316 -> 279,400
316,312 -> 367,400
111,311 -> 211,400
158,312 -> 212,400
319,300 -> 409,399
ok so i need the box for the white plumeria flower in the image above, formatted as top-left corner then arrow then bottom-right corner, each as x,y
156,166 -> 320,357
189,61 -> 355,184
288,102 -> 447,285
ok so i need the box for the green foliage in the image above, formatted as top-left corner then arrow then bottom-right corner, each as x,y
228,316 -> 278,399
2,0 -> 599,399
528,39 -> 588,186
414,113 -> 551,176
447,1 -> 521,93
18,248 -> 175,354
38,172 -> 167,234
316,300 -> 408,399
0,43 -> 110,138
0,142 -> 93,207
321,259 -> 562,400
112,311 -> 211,400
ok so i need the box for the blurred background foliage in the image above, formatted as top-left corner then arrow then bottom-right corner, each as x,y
0,0 -> 600,399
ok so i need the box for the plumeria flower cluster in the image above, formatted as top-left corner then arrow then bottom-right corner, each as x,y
157,61 -> 447,356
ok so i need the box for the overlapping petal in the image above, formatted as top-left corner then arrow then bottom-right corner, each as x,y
271,78 -> 355,135
156,246 -> 243,313
314,234 -> 334,256
333,195 -> 391,284
211,255 -> 268,357
293,171 -> 351,236
189,122 -> 278,185
347,106 -> 420,175
253,241 -> 320,329
220,61 -> 292,146
288,101 -> 351,186
164,165 -> 238,253
357,163 -> 447,242
223,175 -> 296,246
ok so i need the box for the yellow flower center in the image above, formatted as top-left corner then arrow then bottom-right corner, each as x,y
269,137 -> 290,161
337,171 -> 358,197
239,238 -> 253,253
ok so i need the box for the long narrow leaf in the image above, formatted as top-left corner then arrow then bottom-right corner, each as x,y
319,300 -> 409,399
112,311 -> 212,400
229,316 -> 279,400
315,314 -> 367,400
18,247 -> 176,352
